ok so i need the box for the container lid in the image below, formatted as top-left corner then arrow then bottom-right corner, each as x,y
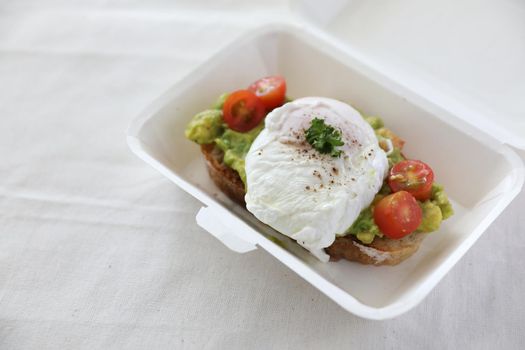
290,0 -> 525,150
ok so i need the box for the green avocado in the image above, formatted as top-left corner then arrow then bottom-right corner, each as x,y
386,147 -> 405,167
184,109 -> 223,144
345,205 -> 383,244
364,116 -> 384,130
417,200 -> 443,232
431,184 -> 454,219
214,123 -> 263,185
363,115 -> 405,166
211,93 -> 229,110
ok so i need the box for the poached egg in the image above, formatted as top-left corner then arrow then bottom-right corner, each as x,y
244,97 -> 388,262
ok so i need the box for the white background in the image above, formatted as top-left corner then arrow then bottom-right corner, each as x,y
1,1 -> 524,349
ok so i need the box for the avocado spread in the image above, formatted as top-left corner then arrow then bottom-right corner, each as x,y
214,123 -> 263,184
184,109 -> 223,144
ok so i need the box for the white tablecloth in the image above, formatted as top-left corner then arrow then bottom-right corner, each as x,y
1,1 -> 524,349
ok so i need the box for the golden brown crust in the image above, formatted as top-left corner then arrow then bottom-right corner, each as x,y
201,144 -> 246,206
325,232 -> 425,266
200,144 -> 425,266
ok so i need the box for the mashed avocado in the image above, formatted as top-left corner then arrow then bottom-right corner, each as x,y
417,201 -> 443,232
345,205 -> 383,244
364,116 -> 384,130
363,115 -> 405,166
211,93 -> 229,110
184,109 -> 223,144
214,123 -> 263,185
386,148 -> 405,167
431,184 -> 454,219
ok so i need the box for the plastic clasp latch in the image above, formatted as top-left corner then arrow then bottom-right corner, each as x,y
195,206 -> 258,254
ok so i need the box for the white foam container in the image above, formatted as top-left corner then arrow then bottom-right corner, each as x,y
127,22 -> 524,319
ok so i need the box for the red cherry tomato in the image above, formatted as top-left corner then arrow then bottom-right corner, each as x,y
373,191 -> 422,239
247,76 -> 286,110
388,160 -> 434,201
222,90 -> 266,132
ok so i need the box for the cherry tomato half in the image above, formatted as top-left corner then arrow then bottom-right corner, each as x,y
247,76 -> 286,110
388,160 -> 434,201
373,191 -> 422,239
222,90 -> 266,132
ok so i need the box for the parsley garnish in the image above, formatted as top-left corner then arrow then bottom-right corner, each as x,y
305,118 -> 344,157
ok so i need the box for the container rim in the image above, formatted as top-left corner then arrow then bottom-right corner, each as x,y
126,23 -> 525,319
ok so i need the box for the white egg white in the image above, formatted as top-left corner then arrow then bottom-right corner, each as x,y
244,97 -> 388,262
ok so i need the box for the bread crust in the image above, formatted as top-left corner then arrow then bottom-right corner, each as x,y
201,144 -> 246,206
200,144 -> 424,266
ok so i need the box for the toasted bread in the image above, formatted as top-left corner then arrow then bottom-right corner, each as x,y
200,144 -> 425,266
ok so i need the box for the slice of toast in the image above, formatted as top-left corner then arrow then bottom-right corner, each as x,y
200,144 -> 425,266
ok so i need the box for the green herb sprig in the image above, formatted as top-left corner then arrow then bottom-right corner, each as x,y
305,118 -> 344,157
